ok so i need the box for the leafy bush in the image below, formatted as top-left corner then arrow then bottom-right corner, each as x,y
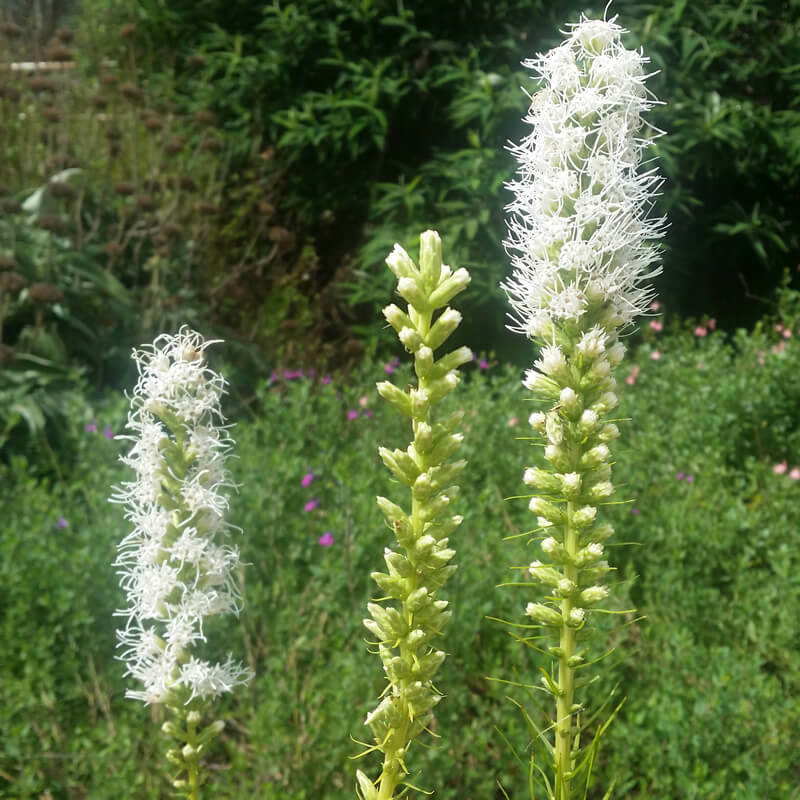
2,312 -> 799,797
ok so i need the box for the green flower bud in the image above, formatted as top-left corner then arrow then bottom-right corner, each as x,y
399,327 -> 424,352
574,542 -> 604,567
579,585 -> 609,605
559,386 -> 582,419
426,307 -> 462,349
386,244 -> 418,279
419,229 -> 444,288
414,346 -> 434,378
559,472 -> 582,498
545,412 -> 564,445
376,381 -> 412,417
526,602 -> 563,627
572,505 -> 598,527
428,267 -> 471,308
524,467 -> 561,492
581,444 -> 610,469
529,560 -> 563,587
529,496 -> 566,525
587,480 -> 614,500
397,276 -> 429,311
383,303 -> 413,334
430,346 -> 473,379
566,608 -> 586,627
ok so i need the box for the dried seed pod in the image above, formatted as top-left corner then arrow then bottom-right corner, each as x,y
113,182 -> 135,196
135,195 -> 157,212
106,242 -> 123,257
54,28 -> 74,43
119,23 -> 137,38
0,22 -> 22,37
119,83 -> 144,102
194,201 -> 219,216
28,282 -> 64,304
200,137 -> 223,154
193,110 -> 216,127
164,135 -> 187,155
49,181 -> 75,199
37,215 -> 66,233
0,255 -> 17,271
44,154 -> 77,172
99,72 -> 118,87
0,271 -> 26,293
105,126 -> 122,141
268,226 -> 295,247
178,176 -> 197,192
44,43 -> 73,62
91,93 -> 109,109
0,199 -> 20,214
161,223 -> 184,240
142,114 -> 164,132
26,77 -> 58,94
186,54 -> 206,68
42,106 -> 62,123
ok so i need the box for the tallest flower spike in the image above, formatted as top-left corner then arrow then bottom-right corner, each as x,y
501,15 -> 666,800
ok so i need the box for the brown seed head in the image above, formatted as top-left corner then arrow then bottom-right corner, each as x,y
135,195 -> 157,212
142,114 -> 164,131
0,199 -> 19,214
0,255 -> 17,271
44,43 -> 73,62
164,135 -> 187,155
161,223 -> 184,239
42,106 -> 62,123
119,23 -> 137,38
0,22 -> 22,37
194,201 -> 219,216
0,86 -> 22,102
49,181 -> 75,199
201,137 -> 224,154
119,83 -> 144,102
37,215 -> 65,233
0,271 -> 26,293
113,182 -> 135,197
0,344 -> 16,365
268,226 -> 295,247
105,126 -> 122,141
178,176 -> 198,192
186,54 -> 206,68
54,28 -> 74,43
28,282 -> 64,304
105,242 -> 123,257
193,110 -> 216,127
91,93 -> 109,109
99,72 -> 118,87
26,77 -> 58,94
44,154 -> 77,172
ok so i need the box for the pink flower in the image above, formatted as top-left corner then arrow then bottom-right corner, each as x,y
708,318 -> 716,331
84,420 -> 98,433
301,472 -> 315,488
321,375 -> 332,385
625,365 -> 640,385
650,350 -> 661,360
56,516 -> 69,529
318,531 -> 334,547
773,461 -> 788,475
478,358 -> 489,371
650,301 -> 660,311
363,409 -> 373,418
346,410 -> 358,420
775,323 -> 783,332
359,395 -> 369,407
103,425 -> 114,439
631,508 -> 640,516
676,472 -> 685,480
507,416 -> 519,427
649,319 -> 663,332
686,474 -> 694,483
694,326 -> 707,337
304,499 -> 320,512
783,328 -> 792,339
790,467 -> 800,480
384,357 -> 400,374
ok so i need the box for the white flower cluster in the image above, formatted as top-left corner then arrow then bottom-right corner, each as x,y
503,15 -> 666,336
111,328 -> 252,705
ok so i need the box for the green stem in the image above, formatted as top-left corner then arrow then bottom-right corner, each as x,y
186,713 -> 201,800
555,501 -> 578,800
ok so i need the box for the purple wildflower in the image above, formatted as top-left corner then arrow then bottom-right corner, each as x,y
479,358 -> 489,371
676,472 -> 684,481
318,532 -> 334,547
322,375 -> 332,385
301,471 -> 316,488
347,410 -> 359,420
304,499 -> 320,512
103,425 -> 114,440
56,516 -> 69,529
631,508 -> 640,516
84,420 -> 98,433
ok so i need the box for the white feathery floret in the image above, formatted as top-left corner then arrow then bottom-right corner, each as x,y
111,327 -> 252,705
502,15 -> 666,336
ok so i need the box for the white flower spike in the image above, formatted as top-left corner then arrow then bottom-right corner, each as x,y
502,13 -> 666,339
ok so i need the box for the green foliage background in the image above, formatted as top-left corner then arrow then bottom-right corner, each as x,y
2,315 -> 800,798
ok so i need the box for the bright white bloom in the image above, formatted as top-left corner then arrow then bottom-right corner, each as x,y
111,328 -> 252,704
503,15 -> 666,336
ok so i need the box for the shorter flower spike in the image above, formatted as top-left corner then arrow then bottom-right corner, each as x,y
359,231 -> 471,800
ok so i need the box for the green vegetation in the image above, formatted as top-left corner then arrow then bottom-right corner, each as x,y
2,312 -> 799,797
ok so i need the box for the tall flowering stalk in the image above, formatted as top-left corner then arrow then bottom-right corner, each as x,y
111,328 -> 252,799
501,16 -> 666,799
356,231 -> 471,800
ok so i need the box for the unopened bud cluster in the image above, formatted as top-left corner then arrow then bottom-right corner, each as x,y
523,326 -> 621,634
357,231 -> 471,800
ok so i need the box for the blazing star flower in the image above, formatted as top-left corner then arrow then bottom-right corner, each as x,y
111,328 -> 252,706
502,15 -> 666,338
